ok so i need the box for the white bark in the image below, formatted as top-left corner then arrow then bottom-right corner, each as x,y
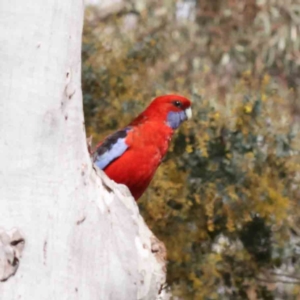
0,0 -> 166,299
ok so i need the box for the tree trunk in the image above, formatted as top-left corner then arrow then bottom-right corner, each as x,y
0,1 -> 166,299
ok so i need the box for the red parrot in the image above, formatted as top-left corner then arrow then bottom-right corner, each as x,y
92,94 -> 192,200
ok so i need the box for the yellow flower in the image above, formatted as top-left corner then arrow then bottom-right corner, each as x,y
186,144 -> 193,153
244,104 -> 252,114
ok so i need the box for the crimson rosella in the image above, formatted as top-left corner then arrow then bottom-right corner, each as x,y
92,94 -> 192,200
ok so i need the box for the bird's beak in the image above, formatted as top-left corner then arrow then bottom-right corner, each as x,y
185,107 -> 192,120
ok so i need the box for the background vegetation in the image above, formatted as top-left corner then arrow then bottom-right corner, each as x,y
83,1 -> 300,299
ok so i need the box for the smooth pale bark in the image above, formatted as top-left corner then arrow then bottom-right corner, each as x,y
0,0 -> 166,299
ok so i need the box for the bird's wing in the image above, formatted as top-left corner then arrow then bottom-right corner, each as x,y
93,127 -> 132,170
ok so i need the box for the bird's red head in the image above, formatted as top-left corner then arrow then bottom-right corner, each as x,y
141,94 -> 192,129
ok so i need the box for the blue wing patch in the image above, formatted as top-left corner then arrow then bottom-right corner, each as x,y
93,127 -> 131,170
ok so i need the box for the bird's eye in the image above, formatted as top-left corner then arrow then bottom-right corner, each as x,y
173,100 -> 182,108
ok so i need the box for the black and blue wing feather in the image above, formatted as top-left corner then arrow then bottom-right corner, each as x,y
93,127 -> 131,170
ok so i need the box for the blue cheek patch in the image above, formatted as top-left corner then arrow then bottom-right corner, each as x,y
167,111 -> 187,129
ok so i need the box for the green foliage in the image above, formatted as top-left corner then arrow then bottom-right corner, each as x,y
146,89 -> 300,299
82,1 -> 300,299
